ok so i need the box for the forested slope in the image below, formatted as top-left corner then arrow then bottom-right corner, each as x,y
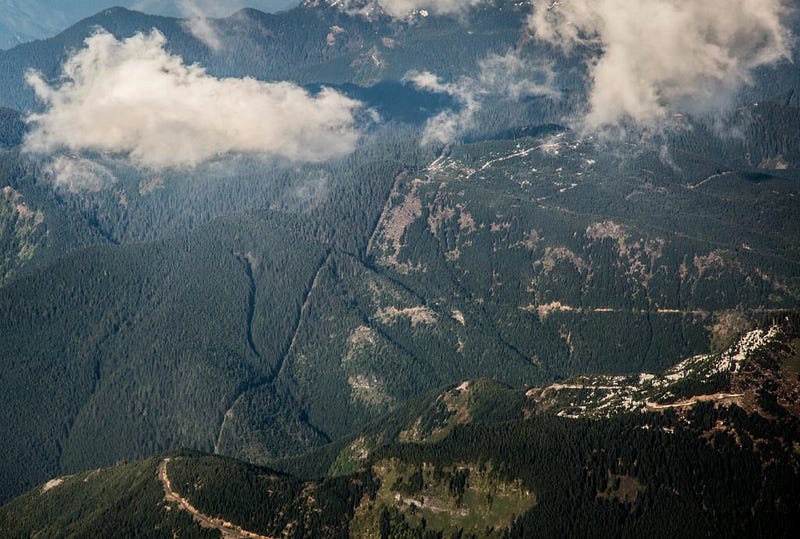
3,316 -> 799,538
1,0 -> 799,512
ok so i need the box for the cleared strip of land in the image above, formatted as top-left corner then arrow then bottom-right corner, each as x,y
159,458 -> 275,539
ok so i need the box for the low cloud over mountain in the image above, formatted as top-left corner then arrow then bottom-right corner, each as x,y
529,0 -> 791,128
405,51 -> 555,143
24,29 -> 364,169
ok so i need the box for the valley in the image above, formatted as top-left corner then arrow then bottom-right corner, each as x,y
0,0 -> 799,536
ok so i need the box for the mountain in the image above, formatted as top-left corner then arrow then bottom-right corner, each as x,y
0,0 -> 70,49
526,321 -> 800,420
0,2 -> 537,112
1,60 -> 799,502
2,316 -> 799,537
133,1 -> 300,18
277,313 -> 800,477
0,1 -> 300,50
0,0 -> 799,533
1,115 -> 798,503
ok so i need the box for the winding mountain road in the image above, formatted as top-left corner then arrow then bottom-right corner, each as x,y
159,458 -> 276,539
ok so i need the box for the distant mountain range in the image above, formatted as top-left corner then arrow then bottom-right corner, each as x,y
0,0 -> 71,49
0,0 -> 299,49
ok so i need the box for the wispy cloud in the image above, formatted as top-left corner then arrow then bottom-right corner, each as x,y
529,0 -> 792,129
179,0 -> 223,51
133,0 -> 278,51
24,30 -> 365,171
405,51 -> 556,143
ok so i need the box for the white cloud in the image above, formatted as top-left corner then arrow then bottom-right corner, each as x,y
406,51 -> 555,143
529,0 -> 791,129
418,108 -> 465,144
475,50 -> 556,100
404,70 -> 479,144
131,0 -> 232,49
180,0 -> 223,51
24,30 -> 365,169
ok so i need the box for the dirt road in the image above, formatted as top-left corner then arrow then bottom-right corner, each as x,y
159,458 -> 275,539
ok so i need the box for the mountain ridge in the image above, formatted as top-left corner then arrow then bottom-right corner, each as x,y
2,314 -> 798,537
0,2 -> 799,532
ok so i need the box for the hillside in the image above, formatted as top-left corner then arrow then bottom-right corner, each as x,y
0,116 -> 799,504
2,109 -> 800,502
0,0 -> 799,530
2,316 -> 799,537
